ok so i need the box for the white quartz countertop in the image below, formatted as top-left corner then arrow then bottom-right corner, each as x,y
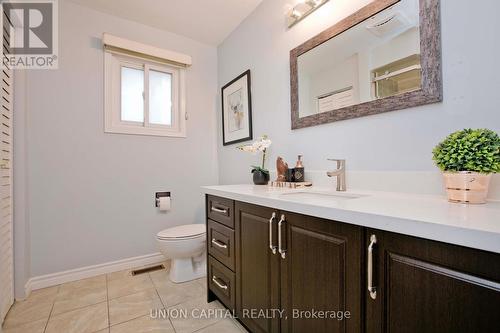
202,184 -> 500,254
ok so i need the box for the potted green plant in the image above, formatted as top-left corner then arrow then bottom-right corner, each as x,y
238,135 -> 272,185
433,128 -> 500,204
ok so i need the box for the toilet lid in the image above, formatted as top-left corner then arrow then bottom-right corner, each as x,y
157,224 -> 205,240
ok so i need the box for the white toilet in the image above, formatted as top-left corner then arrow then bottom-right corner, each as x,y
156,224 -> 206,283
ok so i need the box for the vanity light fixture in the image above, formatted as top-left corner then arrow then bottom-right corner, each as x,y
287,0 -> 329,28
307,0 -> 323,7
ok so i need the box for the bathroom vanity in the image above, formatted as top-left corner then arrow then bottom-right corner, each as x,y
203,185 -> 500,333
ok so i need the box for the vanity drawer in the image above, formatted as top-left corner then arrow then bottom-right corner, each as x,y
207,195 -> 234,228
208,220 -> 235,271
208,256 -> 235,310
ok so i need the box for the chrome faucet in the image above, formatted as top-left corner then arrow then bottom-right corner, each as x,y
326,159 -> 346,191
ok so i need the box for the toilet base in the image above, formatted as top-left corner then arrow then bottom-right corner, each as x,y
169,253 -> 206,283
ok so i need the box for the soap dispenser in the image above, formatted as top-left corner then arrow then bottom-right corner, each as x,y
293,155 -> 305,182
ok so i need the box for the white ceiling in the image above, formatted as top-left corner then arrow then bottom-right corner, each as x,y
67,0 -> 264,46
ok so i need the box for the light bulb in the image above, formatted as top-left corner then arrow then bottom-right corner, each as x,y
292,9 -> 302,18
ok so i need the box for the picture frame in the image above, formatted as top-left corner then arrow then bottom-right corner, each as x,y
221,70 -> 253,146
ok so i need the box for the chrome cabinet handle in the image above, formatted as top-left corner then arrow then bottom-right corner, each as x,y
211,206 -> 228,214
278,214 -> 286,259
212,275 -> 228,290
269,212 -> 277,254
367,234 -> 377,300
211,238 -> 227,249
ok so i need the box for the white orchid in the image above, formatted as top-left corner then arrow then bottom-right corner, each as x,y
237,135 -> 272,173
253,138 -> 272,152
238,144 -> 257,153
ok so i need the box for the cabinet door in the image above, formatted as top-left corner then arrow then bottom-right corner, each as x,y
280,212 -> 363,333
365,229 -> 500,333
235,202 -> 281,333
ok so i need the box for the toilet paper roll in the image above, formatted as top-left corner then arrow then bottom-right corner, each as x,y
159,197 -> 171,211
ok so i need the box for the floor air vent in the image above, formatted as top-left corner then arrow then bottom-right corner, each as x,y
131,264 -> 165,276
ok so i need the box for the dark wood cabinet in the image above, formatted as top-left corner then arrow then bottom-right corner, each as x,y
365,229 -> 500,333
280,212 -> 363,333
206,195 -> 237,311
208,219 -> 235,270
234,203 -> 363,333
206,196 -> 500,333
235,202 -> 281,333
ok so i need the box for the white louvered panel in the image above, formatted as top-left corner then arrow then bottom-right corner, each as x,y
0,176 -> 9,186
0,184 -> 9,198
0,168 -> 8,178
1,122 -> 11,136
0,21 -> 14,323
1,203 -> 10,216
0,225 -> 11,251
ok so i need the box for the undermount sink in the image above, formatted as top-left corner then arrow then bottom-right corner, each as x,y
280,191 -> 366,202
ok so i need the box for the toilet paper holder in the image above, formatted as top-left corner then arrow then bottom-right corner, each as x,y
155,192 -> 171,207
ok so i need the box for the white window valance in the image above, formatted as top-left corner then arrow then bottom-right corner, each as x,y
102,33 -> 192,68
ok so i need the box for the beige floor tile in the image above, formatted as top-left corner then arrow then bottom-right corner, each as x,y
195,276 -> 207,287
109,314 -> 174,333
3,296 -> 54,328
156,279 -> 205,308
2,318 -> 48,333
149,269 -> 170,288
108,289 -> 164,325
45,302 -> 108,333
232,319 -> 249,332
195,319 -> 246,333
196,278 -> 207,290
107,269 -> 134,282
27,286 -> 60,303
52,276 -> 107,315
168,297 -> 224,333
108,274 -> 155,299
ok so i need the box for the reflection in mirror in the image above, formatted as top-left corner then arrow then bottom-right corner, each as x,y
297,0 -> 420,118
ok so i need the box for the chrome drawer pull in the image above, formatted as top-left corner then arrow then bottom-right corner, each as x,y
278,214 -> 286,259
367,234 -> 377,300
211,206 -> 228,214
211,238 -> 228,249
269,212 -> 277,254
212,276 -> 228,290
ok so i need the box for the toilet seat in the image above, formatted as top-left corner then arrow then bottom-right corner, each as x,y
157,224 -> 205,241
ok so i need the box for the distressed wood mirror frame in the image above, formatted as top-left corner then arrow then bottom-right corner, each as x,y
290,0 -> 442,129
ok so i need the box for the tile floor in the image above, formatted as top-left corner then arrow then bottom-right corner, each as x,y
2,262 -> 247,333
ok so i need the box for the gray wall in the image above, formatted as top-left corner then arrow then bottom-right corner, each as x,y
217,0 -> 500,184
25,0 -> 218,276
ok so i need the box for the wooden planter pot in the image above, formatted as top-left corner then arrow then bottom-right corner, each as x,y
443,172 -> 492,204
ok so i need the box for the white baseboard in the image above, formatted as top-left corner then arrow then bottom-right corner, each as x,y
26,252 -> 165,293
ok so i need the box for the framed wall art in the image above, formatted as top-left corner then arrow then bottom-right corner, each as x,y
221,70 -> 253,145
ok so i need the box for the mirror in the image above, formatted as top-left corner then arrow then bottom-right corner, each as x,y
290,0 -> 442,129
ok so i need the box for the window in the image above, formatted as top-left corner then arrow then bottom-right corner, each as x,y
104,35 -> 188,137
371,54 -> 422,99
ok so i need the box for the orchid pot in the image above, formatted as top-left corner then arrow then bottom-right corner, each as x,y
252,168 -> 270,185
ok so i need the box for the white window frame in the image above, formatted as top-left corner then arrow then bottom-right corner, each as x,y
104,50 -> 187,137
